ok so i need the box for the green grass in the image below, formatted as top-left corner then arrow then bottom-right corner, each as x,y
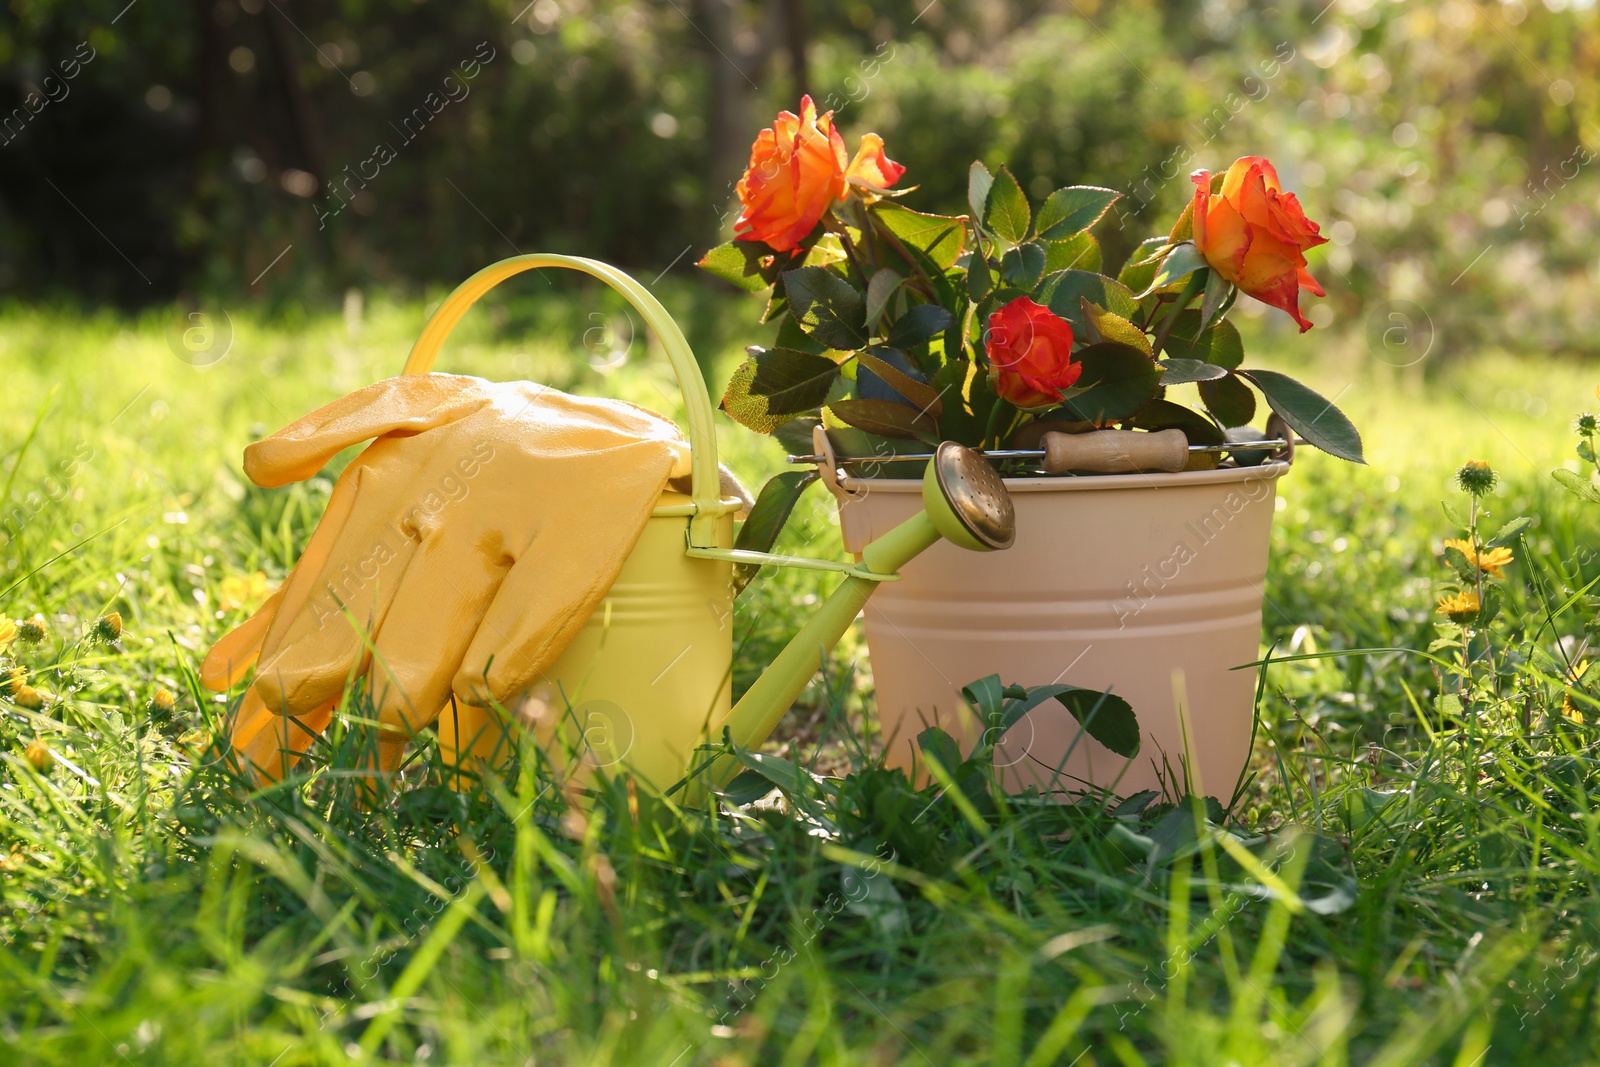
1,290 -> 1599,1065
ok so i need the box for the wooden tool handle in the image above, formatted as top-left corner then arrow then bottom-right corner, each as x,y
1041,429 -> 1189,474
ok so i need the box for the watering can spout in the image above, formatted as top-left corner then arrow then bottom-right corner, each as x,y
706,441 -> 1015,790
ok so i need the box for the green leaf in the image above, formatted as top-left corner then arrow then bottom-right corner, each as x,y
865,268 -> 904,330
1129,399 -> 1225,447
1488,516 -> 1534,548
775,313 -> 828,355
783,267 -> 867,350
1143,242 -> 1209,295
917,727 -> 962,776
858,348 -> 944,414
1057,342 -> 1163,426
1553,468 -> 1600,503
1168,197 -> 1195,243
1037,270 -> 1140,333
1035,185 -> 1121,240
1164,315 -> 1244,369
930,359 -> 993,445
827,398 -> 936,440
1160,358 -> 1229,385
1478,584 -> 1502,627
774,416 -> 820,456
1240,369 -> 1366,463
747,347 -> 841,415
1116,237 -> 1167,293
885,304 -> 955,351
1053,687 -> 1140,758
733,747 -> 834,823
1145,807 -> 1200,865
1000,242 -> 1048,291
1442,545 -> 1478,583
1198,373 -> 1257,428
718,769 -> 778,806
967,249 -> 993,302
872,203 -> 968,272
959,674 -> 1007,719
967,162 -> 993,227
762,289 -> 788,325
731,470 -> 819,596
719,358 -> 790,433
1080,299 -> 1152,356
984,165 -> 1031,243
697,241 -> 776,293
1044,232 -> 1101,274
1199,267 -> 1232,331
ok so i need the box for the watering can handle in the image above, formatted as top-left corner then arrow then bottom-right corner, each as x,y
402,254 -> 727,548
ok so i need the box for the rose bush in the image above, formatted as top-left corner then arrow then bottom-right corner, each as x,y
700,100 -> 1362,550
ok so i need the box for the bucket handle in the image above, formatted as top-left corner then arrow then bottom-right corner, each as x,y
402,254 -> 726,547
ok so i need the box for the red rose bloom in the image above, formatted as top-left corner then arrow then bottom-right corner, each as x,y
1190,156 -> 1329,332
985,297 -> 1081,410
733,96 -> 906,253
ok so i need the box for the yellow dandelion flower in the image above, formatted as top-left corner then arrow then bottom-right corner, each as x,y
0,666 -> 23,695
1443,538 -> 1515,579
13,685 -> 44,710
0,618 -> 14,647
16,614 -> 46,643
1566,659 -> 1594,722
218,571 -> 273,613
24,740 -> 53,773
1436,591 -> 1481,623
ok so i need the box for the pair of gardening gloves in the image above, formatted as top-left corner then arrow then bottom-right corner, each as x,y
201,372 -> 744,781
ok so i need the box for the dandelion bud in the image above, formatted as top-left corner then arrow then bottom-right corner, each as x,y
91,612 -> 124,644
24,740 -> 53,773
1455,459 -> 1497,497
149,687 -> 177,725
16,614 -> 46,643
1578,413 -> 1598,437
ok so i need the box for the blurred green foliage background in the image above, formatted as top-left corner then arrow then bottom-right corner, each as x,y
0,0 -> 1597,357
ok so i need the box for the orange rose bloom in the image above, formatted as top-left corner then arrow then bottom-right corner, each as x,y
986,297 -> 1081,410
733,96 -> 906,253
1190,157 -> 1329,332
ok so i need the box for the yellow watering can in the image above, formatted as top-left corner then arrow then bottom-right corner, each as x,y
406,255 -> 1016,796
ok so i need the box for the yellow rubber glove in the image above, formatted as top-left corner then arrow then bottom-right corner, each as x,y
201,373 -> 690,780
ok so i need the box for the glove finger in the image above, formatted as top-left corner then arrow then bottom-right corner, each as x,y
366,518 -> 514,738
452,441 -> 678,705
250,460 -> 421,718
200,585 -> 286,691
435,701 -> 521,788
245,373 -> 491,488
231,687 -> 337,782
243,457 -> 363,668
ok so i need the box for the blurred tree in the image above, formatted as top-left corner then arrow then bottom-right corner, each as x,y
0,0 -> 1592,368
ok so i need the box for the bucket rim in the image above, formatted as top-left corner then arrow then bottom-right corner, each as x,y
838,459 -> 1290,495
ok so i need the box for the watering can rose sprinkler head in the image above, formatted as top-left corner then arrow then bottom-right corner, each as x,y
701,442 -> 1014,793
922,440 -> 1016,551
